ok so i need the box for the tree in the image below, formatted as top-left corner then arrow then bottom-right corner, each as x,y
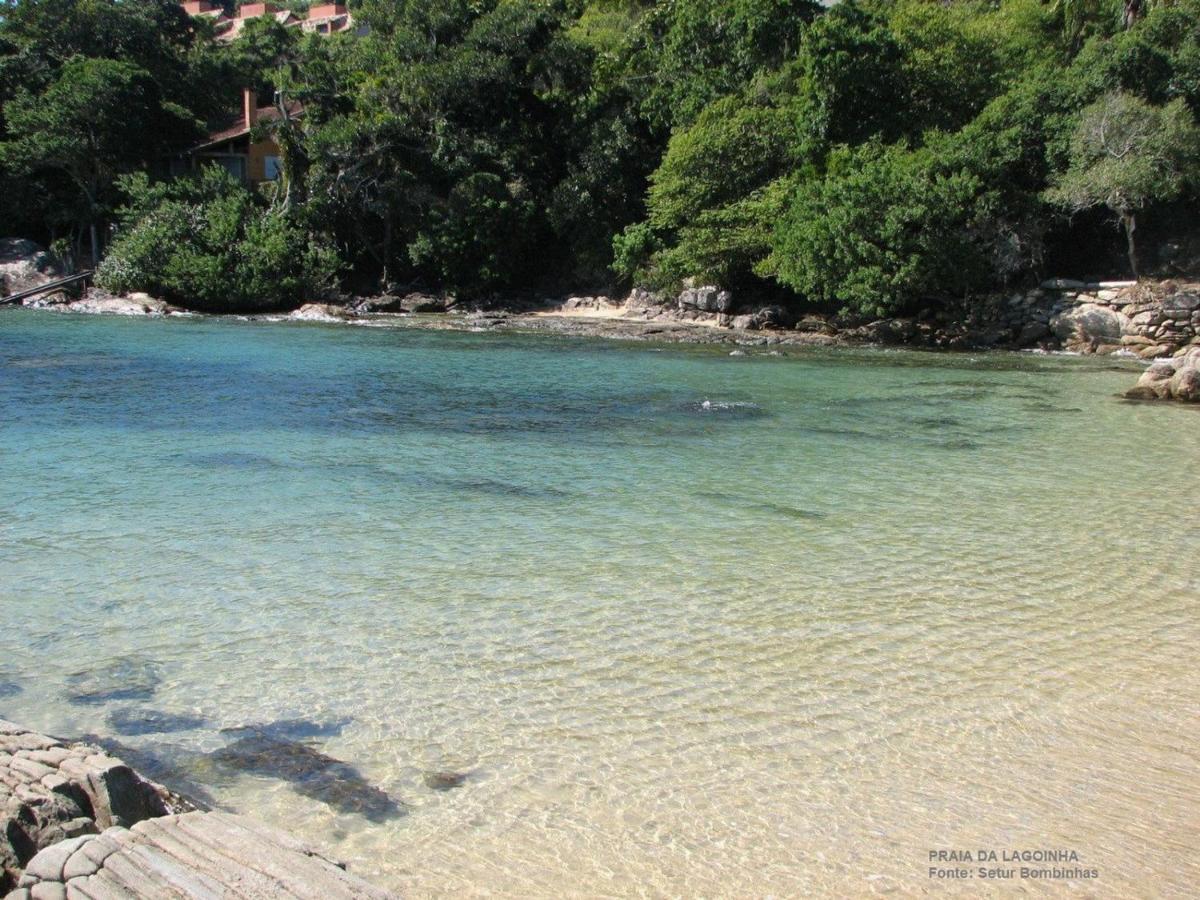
764,141 -> 997,316
1048,91 -> 1200,277
0,57 -> 197,263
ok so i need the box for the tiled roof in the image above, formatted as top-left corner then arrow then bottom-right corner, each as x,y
194,101 -> 304,150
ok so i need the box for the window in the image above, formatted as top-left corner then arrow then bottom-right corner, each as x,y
264,156 -> 283,181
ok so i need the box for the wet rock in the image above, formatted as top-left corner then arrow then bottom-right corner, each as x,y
422,771 -> 469,791
82,737 -> 214,811
64,658 -> 161,706
210,733 -> 403,822
106,709 -> 208,737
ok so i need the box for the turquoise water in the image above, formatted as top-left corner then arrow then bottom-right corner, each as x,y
1,309 -> 1198,897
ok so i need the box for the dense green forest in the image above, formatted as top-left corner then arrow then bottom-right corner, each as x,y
0,0 -> 1198,313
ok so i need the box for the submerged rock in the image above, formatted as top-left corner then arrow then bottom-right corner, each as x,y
107,709 -> 208,737
64,657 -> 162,706
220,717 -> 352,741
210,732 -> 403,822
0,680 -> 21,699
422,770 -> 469,792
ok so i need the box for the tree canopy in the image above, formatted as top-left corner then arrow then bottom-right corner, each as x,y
2,0 -> 1199,309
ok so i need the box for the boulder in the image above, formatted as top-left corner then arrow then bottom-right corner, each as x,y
1125,354 -> 1200,402
677,286 -> 733,314
1049,303 -> 1131,351
62,293 -> 171,317
289,303 -> 352,322
624,288 -> 666,315
0,240 -> 63,300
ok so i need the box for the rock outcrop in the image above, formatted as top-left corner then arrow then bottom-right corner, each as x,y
1125,347 -> 1200,402
0,721 -> 188,893
62,292 -> 173,317
289,303 -> 353,322
0,240 -> 64,302
6,811 -> 396,899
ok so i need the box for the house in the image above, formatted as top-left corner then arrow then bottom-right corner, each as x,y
214,3 -> 301,41
300,3 -> 356,35
179,88 -> 301,185
179,2 -> 361,41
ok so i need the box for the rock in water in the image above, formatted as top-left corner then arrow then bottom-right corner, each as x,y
64,657 -> 162,706
220,717 -> 352,740
422,770 -> 469,791
210,733 -> 404,821
0,680 -> 21,699
106,709 -> 208,737
1125,348 -> 1200,402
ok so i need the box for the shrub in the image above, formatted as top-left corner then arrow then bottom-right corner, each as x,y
96,167 -> 340,312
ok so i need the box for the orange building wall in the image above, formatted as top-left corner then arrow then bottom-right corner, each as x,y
247,138 -> 281,184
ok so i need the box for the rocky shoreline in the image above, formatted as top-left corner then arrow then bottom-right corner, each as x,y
5,237 -> 1198,402
0,720 -> 394,898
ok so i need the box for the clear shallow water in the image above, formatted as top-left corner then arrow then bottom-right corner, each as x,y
1,309 -> 1198,897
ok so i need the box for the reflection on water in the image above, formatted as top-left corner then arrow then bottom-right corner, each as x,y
1,310 -> 1199,897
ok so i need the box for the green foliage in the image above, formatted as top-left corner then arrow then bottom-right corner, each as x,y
1047,91 -> 1200,274
765,141 -> 994,316
96,168 -> 340,310
5,0 -> 1200,308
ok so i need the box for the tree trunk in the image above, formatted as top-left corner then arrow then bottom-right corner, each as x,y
1123,0 -> 1142,29
1122,211 -> 1139,280
89,223 -> 100,268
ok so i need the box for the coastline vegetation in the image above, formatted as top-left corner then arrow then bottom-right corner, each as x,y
0,0 -> 1198,314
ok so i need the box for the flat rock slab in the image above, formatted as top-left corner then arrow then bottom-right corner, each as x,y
0,720 -> 189,893
6,811 -> 396,899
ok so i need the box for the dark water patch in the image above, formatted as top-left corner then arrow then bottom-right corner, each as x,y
798,424 -> 892,442
912,415 -> 965,429
699,491 -> 827,521
108,708 -> 209,736
210,732 -> 404,821
176,451 -> 285,470
220,717 -> 351,741
927,438 -> 982,451
65,657 -> 162,705
419,475 -> 574,500
0,680 -> 22,698
1025,402 -> 1083,414
423,770 -> 470,791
